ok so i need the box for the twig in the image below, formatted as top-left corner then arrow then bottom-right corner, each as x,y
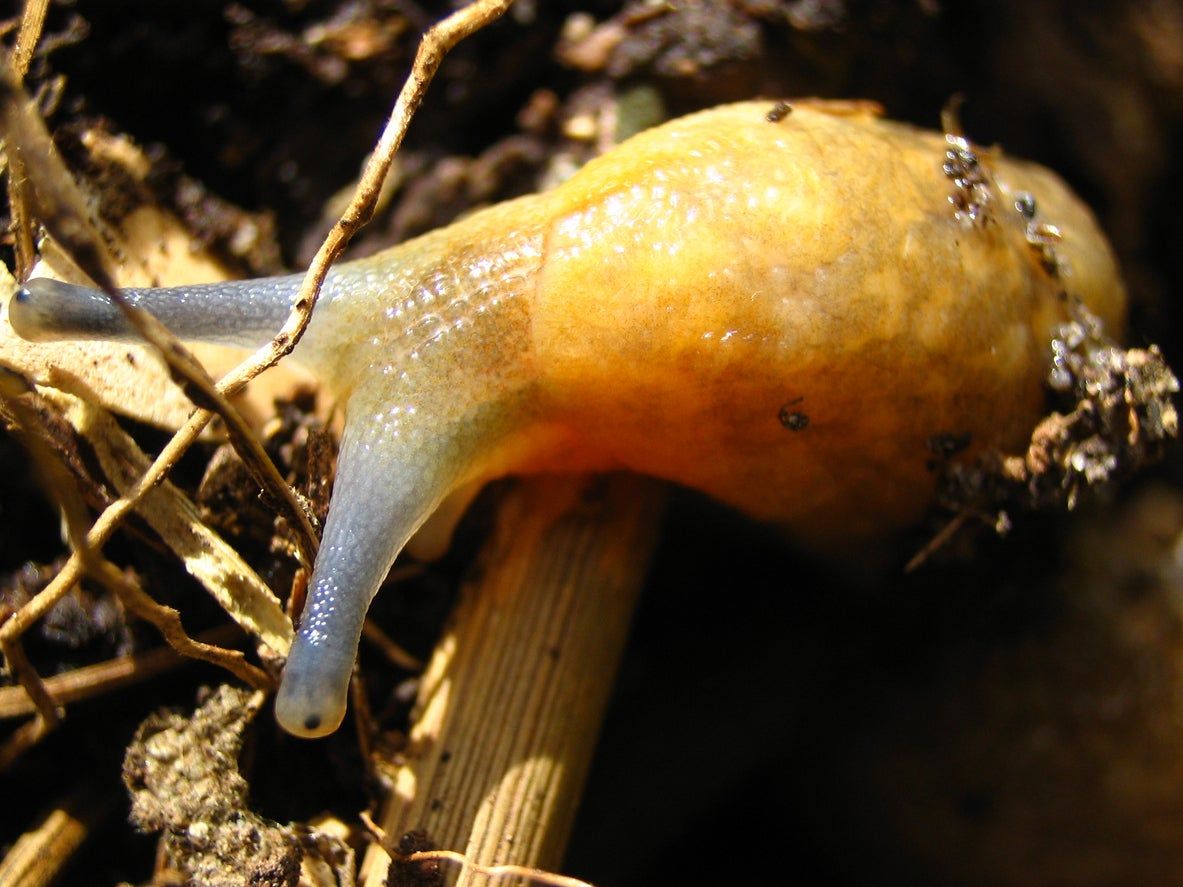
0,711 -> 53,772
361,619 -> 424,671
904,511 -> 971,573
0,624 -> 243,719
0,408 -> 210,647
0,369 -> 267,770
0,636 -> 61,726
6,155 -> 34,281
5,0 -> 50,295
284,0 -> 516,361
88,557 -> 271,690
362,811 -> 600,887
405,851 -> 599,887
44,383 -> 293,652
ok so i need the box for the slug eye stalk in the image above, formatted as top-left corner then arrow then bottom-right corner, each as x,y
11,276 -> 307,349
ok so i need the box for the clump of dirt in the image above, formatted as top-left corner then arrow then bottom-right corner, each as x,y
939,301 -> 1179,527
123,685 -> 300,887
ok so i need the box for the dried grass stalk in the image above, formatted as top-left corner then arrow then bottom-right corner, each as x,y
361,474 -> 665,886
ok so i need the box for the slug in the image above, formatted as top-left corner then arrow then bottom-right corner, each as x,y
7,101 -> 1127,738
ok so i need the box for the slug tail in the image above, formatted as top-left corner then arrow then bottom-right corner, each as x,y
9,275 -> 304,349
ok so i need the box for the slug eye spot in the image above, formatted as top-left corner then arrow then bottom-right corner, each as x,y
303,714 -> 322,732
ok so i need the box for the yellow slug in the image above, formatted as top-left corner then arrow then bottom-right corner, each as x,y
8,100 -> 1127,738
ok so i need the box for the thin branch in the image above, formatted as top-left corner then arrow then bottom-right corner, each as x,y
5,0 -> 50,288
88,558 -> 272,691
0,624 -> 242,719
0,636 -> 61,727
281,0 -> 516,364
0,409 -> 208,648
361,619 -> 424,671
1,0 -> 519,661
0,712 -> 53,772
0,368 -> 270,753
402,850 -> 600,887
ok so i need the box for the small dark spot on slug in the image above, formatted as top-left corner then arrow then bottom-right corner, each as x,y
15,287 -> 30,302
303,714 -> 321,731
778,405 -> 809,431
766,101 -> 793,123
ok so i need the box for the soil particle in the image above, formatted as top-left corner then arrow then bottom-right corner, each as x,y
123,685 -> 302,887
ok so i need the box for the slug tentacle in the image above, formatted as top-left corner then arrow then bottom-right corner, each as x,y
277,356 -> 538,736
11,275 -> 308,350
277,238 -> 545,736
275,407 -> 467,736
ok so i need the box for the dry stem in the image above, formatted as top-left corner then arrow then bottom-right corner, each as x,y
361,475 -> 665,887
0,624 -> 242,719
0,789 -> 103,887
4,0 -> 48,280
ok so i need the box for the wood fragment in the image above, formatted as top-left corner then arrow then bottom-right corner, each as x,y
0,790 -> 103,887
5,0 -> 48,281
11,0 -> 50,79
0,624 -> 242,720
360,474 -> 665,886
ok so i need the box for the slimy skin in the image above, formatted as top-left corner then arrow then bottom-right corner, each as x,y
8,101 -> 1127,737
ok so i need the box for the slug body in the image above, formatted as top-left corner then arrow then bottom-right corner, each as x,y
9,102 -> 1126,737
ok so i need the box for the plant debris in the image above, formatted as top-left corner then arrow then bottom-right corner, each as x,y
939,300 -> 1179,523
123,685 -> 301,887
